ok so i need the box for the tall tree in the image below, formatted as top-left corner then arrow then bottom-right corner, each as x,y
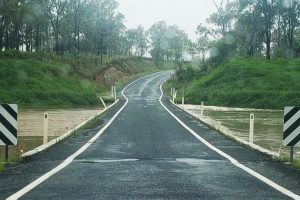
196,24 -> 211,62
277,0 -> 300,57
134,26 -> 148,57
257,0 -> 275,59
207,0 -> 238,37
148,21 -> 167,64
43,0 -> 71,54
235,1 -> 264,57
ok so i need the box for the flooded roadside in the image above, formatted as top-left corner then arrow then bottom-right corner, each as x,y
0,107 -> 103,160
182,105 -> 300,160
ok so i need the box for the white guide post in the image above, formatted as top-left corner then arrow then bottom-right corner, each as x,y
249,113 -> 254,144
43,113 -> 49,144
111,86 -> 114,97
200,102 -> 204,116
100,97 -> 107,108
172,88 -> 175,103
114,86 -> 117,102
182,97 -> 185,105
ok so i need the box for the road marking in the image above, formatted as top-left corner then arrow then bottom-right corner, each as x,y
6,72 -> 162,200
75,159 -> 139,163
138,74 -> 165,95
159,80 -> 300,200
138,76 -> 158,95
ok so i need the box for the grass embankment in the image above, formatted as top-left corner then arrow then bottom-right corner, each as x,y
0,58 -> 99,106
169,58 -> 300,109
0,51 -> 175,108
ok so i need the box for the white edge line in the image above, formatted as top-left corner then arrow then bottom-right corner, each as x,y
159,79 -> 300,200
7,72 -> 162,200
20,100 -> 119,158
138,75 -> 162,95
21,72 -> 163,158
177,105 -> 280,158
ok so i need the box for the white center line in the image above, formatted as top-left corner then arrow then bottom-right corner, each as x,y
159,79 -> 300,200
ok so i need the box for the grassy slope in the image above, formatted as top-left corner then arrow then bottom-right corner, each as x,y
0,58 -> 100,106
178,58 -> 300,109
0,54 -> 174,108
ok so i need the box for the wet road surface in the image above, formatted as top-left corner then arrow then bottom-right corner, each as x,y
1,72 -> 300,200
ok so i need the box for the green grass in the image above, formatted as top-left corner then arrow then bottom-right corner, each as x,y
0,52 -> 176,108
292,160 -> 300,169
171,58 -> 300,109
0,58 -> 100,107
0,158 -> 19,173
0,162 -> 3,172
275,156 -> 300,170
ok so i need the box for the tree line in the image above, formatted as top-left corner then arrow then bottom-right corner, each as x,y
0,0 -> 189,64
194,0 -> 300,67
2,0 -> 299,66
0,0 -> 127,61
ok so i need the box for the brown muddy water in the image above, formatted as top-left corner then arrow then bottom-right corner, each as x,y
0,107 -> 103,160
188,107 -> 300,160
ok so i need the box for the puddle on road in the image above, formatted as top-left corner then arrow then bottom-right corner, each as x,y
0,107 -> 103,160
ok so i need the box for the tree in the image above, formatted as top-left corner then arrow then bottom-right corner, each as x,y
196,24 -> 211,62
235,2 -> 264,57
124,28 -> 136,56
257,0 -> 275,59
166,25 -> 189,61
148,21 -> 167,64
207,0 -> 239,37
1,0 -> 27,50
134,26 -> 148,57
276,0 -> 300,57
0,0 -> 129,59
148,22 -> 189,63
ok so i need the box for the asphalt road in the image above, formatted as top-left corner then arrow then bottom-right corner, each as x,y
1,72 -> 300,199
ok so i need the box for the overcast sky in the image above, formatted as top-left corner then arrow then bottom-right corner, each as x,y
117,0 -> 220,41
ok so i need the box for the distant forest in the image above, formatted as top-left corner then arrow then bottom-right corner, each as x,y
1,0 -> 300,65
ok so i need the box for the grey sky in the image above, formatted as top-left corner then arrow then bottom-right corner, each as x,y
117,0 -> 220,41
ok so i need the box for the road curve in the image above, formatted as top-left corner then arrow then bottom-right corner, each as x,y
2,72 -> 300,200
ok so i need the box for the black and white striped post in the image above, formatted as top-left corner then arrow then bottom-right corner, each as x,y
283,107 -> 300,163
0,104 -> 18,162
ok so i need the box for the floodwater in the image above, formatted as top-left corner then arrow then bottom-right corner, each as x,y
0,107 -> 103,160
187,106 -> 300,160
